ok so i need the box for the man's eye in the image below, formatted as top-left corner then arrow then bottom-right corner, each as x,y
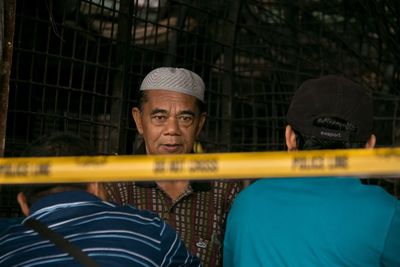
179,116 -> 192,121
152,115 -> 167,121
178,115 -> 194,124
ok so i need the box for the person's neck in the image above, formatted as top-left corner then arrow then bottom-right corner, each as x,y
156,181 -> 190,201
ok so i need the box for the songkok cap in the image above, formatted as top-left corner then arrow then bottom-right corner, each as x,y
140,67 -> 205,102
287,75 -> 373,142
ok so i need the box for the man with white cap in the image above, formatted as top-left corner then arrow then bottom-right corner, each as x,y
223,75 -> 400,267
106,67 -> 241,267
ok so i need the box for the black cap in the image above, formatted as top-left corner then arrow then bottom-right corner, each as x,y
287,75 -> 373,142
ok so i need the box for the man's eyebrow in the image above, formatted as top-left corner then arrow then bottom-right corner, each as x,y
149,109 -> 196,116
150,109 -> 168,115
177,110 -> 196,116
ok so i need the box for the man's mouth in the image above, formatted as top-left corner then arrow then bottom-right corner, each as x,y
161,144 -> 183,153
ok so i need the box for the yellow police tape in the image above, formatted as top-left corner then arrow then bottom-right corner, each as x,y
1,147 -> 400,184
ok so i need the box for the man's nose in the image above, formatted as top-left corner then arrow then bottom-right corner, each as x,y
164,117 -> 181,135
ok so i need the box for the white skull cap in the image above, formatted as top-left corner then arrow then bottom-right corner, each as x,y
140,67 -> 205,102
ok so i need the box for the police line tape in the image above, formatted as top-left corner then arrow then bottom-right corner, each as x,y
1,147 -> 400,184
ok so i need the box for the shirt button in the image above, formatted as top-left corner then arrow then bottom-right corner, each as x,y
196,240 -> 207,248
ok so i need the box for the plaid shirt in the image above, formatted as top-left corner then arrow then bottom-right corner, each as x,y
105,176 -> 241,267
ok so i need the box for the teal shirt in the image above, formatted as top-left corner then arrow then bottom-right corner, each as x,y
224,178 -> 400,267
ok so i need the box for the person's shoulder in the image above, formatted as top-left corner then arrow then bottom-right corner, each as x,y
100,200 -> 161,223
110,204 -> 170,238
359,183 -> 399,205
353,183 -> 400,221
230,179 -> 271,203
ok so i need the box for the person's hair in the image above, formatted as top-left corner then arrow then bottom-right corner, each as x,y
137,90 -> 205,113
20,132 -> 97,206
294,117 -> 367,150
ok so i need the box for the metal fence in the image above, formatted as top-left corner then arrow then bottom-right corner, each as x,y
1,0 -> 400,216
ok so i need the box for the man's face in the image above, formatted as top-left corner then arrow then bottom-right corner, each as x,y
132,90 -> 206,155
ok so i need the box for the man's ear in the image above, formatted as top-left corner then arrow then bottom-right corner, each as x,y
196,112 -> 207,137
365,134 -> 376,149
17,192 -> 30,216
132,107 -> 144,135
285,125 -> 298,151
87,183 -> 106,201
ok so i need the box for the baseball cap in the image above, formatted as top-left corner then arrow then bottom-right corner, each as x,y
287,75 -> 373,142
140,67 -> 205,102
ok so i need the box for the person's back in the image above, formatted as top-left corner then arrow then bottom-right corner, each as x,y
0,133 -> 201,266
225,178 -> 399,266
223,75 -> 400,267
1,192 -> 200,266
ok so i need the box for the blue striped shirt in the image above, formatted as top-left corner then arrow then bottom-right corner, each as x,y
0,191 -> 201,267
